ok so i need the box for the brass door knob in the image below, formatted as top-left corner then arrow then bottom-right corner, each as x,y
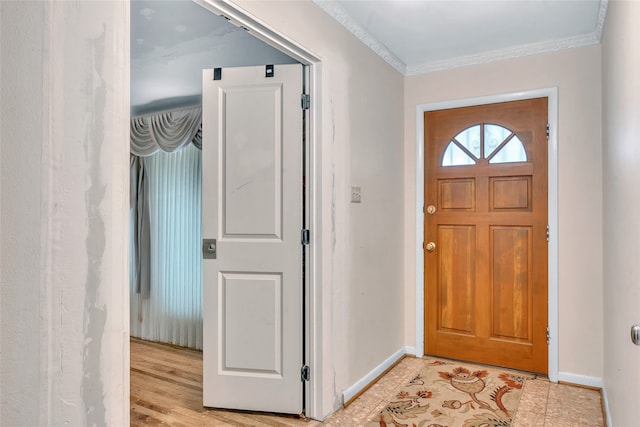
425,242 -> 436,252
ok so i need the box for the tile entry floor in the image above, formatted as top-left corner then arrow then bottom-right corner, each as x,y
323,357 -> 605,427
513,378 -> 605,427
322,357 -> 605,427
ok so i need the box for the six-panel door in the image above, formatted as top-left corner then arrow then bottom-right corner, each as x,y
424,98 -> 549,374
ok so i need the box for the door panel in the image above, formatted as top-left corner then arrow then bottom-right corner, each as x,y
424,98 -> 548,374
202,64 -> 303,414
491,226 -> 531,341
221,272 -> 283,374
439,179 -> 476,211
223,85 -> 282,237
490,176 -> 531,211
437,225 -> 476,334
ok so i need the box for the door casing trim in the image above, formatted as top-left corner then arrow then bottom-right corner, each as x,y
414,88 -> 559,382
193,0 -> 324,418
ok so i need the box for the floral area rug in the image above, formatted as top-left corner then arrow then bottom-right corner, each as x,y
364,358 -> 531,427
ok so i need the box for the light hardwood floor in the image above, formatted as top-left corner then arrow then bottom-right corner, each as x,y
130,338 -> 317,426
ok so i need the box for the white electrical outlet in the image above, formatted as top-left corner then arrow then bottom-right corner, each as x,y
351,186 -> 362,203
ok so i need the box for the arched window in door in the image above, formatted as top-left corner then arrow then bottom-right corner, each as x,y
442,123 -> 527,166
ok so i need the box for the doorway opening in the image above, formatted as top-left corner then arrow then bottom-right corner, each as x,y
129,0 -> 298,351
414,88 -> 559,381
129,0 -> 323,419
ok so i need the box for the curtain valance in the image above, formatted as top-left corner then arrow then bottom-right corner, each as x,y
130,106 -> 202,156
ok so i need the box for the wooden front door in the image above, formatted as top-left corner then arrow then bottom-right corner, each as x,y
424,98 -> 548,374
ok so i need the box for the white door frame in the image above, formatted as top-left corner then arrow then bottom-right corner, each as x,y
415,88 -> 559,382
193,0 -> 324,418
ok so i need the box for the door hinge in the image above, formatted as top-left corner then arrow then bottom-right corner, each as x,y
546,224 -> 550,242
546,123 -> 550,139
301,94 -> 310,110
301,365 -> 310,382
213,67 -> 222,81
546,326 -> 550,345
301,229 -> 310,245
265,64 -> 274,78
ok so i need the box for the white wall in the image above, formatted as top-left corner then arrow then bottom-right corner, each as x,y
404,45 -> 604,380
601,1 -> 640,425
0,1 -> 129,425
1,3 -> 44,425
229,0 -> 405,417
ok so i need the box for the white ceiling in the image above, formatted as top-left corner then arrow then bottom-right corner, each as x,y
131,0 -> 608,114
131,0 -> 296,115
313,0 -> 608,75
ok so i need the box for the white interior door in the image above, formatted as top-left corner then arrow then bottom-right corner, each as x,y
201,64 -> 304,414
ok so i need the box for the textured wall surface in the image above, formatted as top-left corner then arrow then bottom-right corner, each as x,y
1,1 -> 129,425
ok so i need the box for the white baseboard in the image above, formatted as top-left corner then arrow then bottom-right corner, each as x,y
404,346 -> 417,356
557,371 -> 603,388
342,346 -> 412,404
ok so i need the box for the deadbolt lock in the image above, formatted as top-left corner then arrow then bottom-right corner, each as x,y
426,205 -> 436,215
425,242 -> 436,252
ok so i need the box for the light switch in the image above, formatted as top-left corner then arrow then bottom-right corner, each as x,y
351,186 -> 362,203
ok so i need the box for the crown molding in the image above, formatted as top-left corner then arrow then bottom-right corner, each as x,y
312,0 -> 608,77
406,31 -> 601,76
595,0 -> 609,42
311,0 -> 407,74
